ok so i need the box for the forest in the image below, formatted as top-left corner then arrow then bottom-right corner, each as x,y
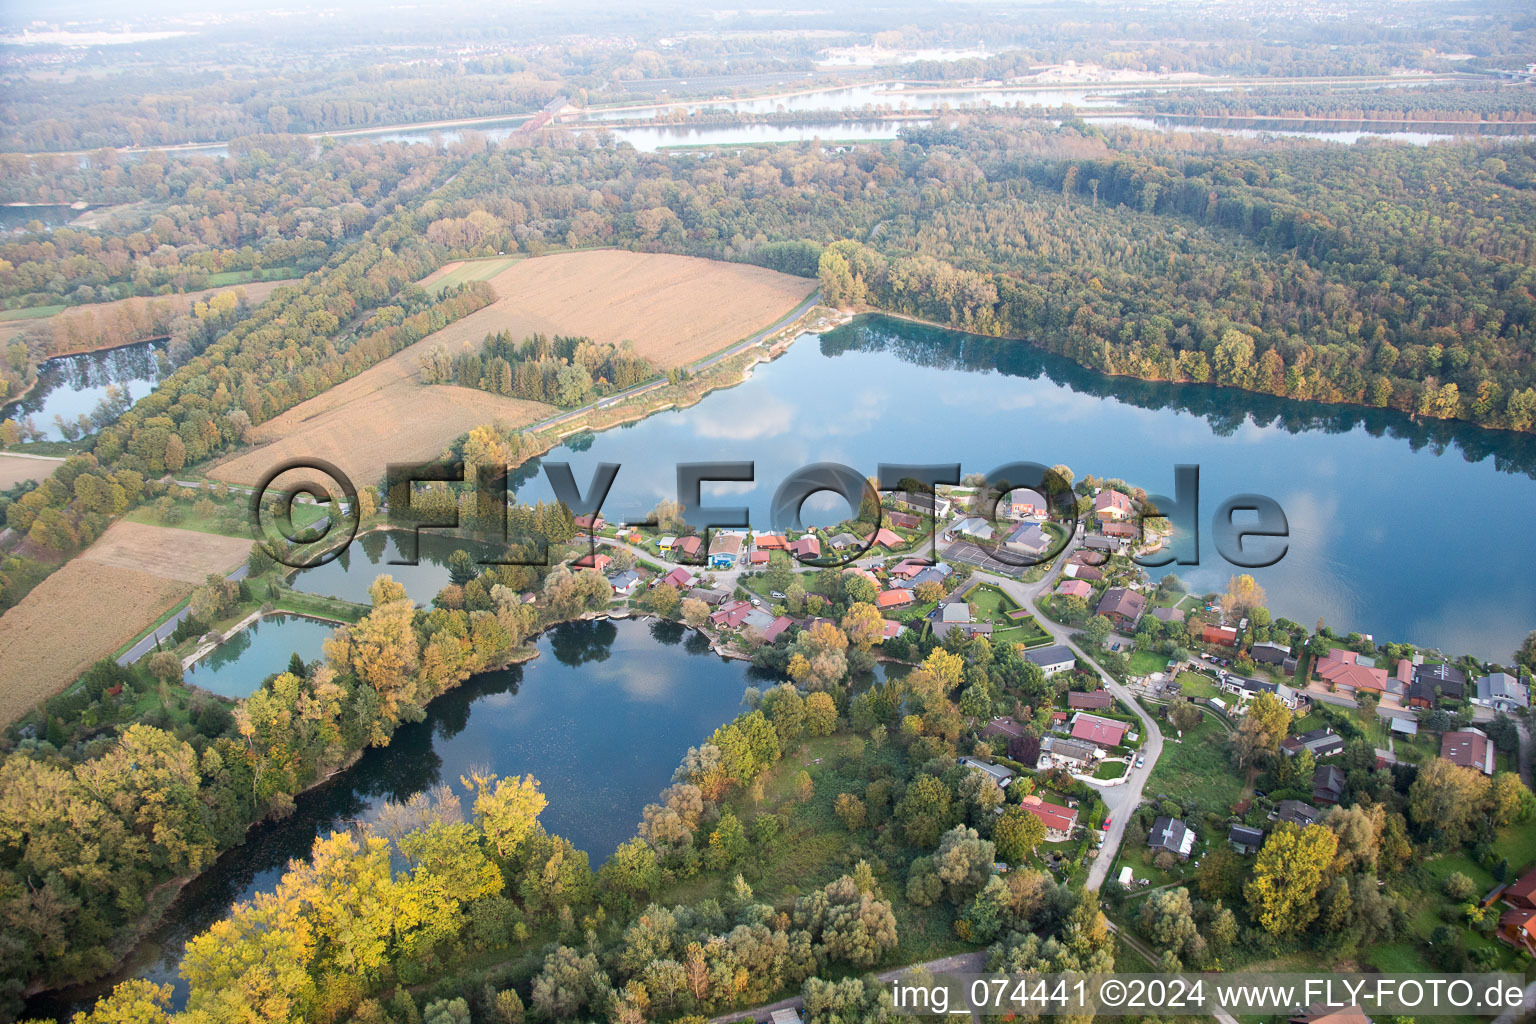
422,331 -> 660,408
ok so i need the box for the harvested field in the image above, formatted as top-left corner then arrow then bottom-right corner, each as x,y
0,522 -> 248,725
210,384 -> 555,491
421,256 -> 521,294
209,251 -> 811,488
0,453 -> 63,489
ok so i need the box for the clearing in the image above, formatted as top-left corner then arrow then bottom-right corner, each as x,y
0,453 -> 64,489
210,250 -> 814,489
0,521 -> 249,725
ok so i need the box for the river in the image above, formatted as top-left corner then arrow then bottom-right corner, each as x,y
509,315 -> 1536,660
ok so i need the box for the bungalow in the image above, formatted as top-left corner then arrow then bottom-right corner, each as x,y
573,513 -> 605,532
865,527 -> 903,549
1026,644 -> 1077,677
1281,727 -> 1344,759
686,587 -> 728,606
1409,661 -> 1467,707
1096,588 -> 1146,630
788,536 -> 821,560
1148,816 -> 1195,859
908,564 -> 954,589
748,550 -> 770,566
1474,671 -> 1529,712
1150,606 -> 1185,624
661,567 -> 697,590
1313,764 -> 1346,805
1020,794 -> 1079,840
1498,908 -> 1536,957
1504,866 -> 1536,910
753,533 -> 790,550
760,616 -> 795,644
828,532 -> 862,550
1040,735 -> 1099,768
1082,535 -> 1120,554
673,536 -> 703,561
946,517 -> 995,542
574,551 -> 612,571
934,602 -> 993,639
1004,521 -> 1051,558
1070,712 -> 1130,747
708,533 -> 744,568
1228,825 -> 1265,854
1004,491 -> 1046,519
1202,624 -> 1239,647
889,558 -> 928,579
1094,488 -> 1135,521
959,756 -> 1015,788
880,619 -> 905,640
709,600 -> 755,629
1314,648 -> 1389,695
982,716 -> 1028,742
886,509 -> 921,530
1441,729 -> 1496,775
1068,689 -> 1114,711
1100,521 -> 1138,541
1275,799 -> 1322,827
1061,562 -> 1104,581
608,570 -> 642,596
892,490 -> 953,518
1252,641 -> 1291,666
876,589 -> 913,610
1055,579 -> 1093,600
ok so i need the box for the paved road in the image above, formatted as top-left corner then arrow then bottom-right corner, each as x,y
706,950 -> 986,1023
116,564 -> 250,666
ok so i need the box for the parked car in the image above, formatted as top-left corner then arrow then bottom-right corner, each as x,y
1136,757 -> 1145,768
770,591 -> 786,600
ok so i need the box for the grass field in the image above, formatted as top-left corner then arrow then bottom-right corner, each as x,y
420,257 -> 521,294
0,522 -> 248,725
1145,716 -> 1245,810
0,453 -> 64,488
1126,650 -> 1168,676
205,267 -> 300,287
0,305 -> 66,321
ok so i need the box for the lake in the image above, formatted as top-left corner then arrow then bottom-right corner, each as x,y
28,616 -> 769,1018
510,315 -> 1536,660
289,528 -> 490,606
183,614 -> 336,699
1,340 -> 165,441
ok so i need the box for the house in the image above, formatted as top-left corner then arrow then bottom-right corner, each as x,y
760,616 -> 795,643
1148,816 -> 1195,859
573,513 -> 605,532
741,608 -> 777,633
748,550 -> 769,566
875,589 -> 913,610
1070,712 -> 1130,747
1281,727 -> 1344,759
660,567 -> 697,590
845,567 -> 881,590
908,564 -> 953,589
1150,606 -> 1185,624
753,533 -> 790,550
959,756 -> 1015,788
1252,641 -> 1291,666
1061,562 -> 1104,581
1096,588 -> 1146,630
1004,521 -> 1051,558
1228,824 -> 1265,854
1409,661 -> 1467,707
879,618 -> 905,640
946,516 -> 995,542
1313,764 -> 1346,805
1040,735 -> 1098,768
1389,716 -> 1418,736
573,548 -> 614,571
1068,690 -> 1114,710
865,527 -> 903,549
1082,535 -> 1120,554
891,491 -> 953,518
1100,521 -> 1138,540
708,533 -> 744,568
1474,671 -> 1529,712
788,536 -> 821,559
1498,908 -> 1536,957
1441,729 -> 1496,775
673,536 -> 703,561
1020,794 -> 1079,839
657,536 -> 677,555
709,600 -> 755,629
1275,799 -> 1322,827
1202,624 -> 1239,647
687,587 -> 728,606
889,558 -> 928,579
1055,579 -> 1093,600
1026,644 -> 1077,677
828,532 -> 861,550
1502,866 -> 1536,910
1375,748 -> 1398,769
935,602 -> 993,639
886,509 -> 921,530
1004,491 -> 1045,519
1314,648 -> 1389,695
608,570 -> 642,596
982,717 -> 1027,742
1094,488 -> 1135,521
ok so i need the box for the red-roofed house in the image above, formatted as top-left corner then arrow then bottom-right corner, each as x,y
1203,624 -> 1238,646
880,619 -> 905,640
1441,729 -> 1496,775
866,528 -> 903,549
749,550 -> 770,565
674,536 -> 703,560
1504,867 -> 1536,910
573,514 -> 605,532
1094,489 -> 1135,521
754,533 -> 789,550
886,510 -> 921,530
876,590 -> 913,610
846,567 -> 881,589
1056,579 -> 1093,600
573,552 -> 612,571
709,600 -> 755,629
1499,908 -> 1536,957
1068,690 -> 1114,710
761,616 -> 795,643
1020,794 -> 1079,840
661,567 -> 698,589
1314,648 -> 1389,695
890,559 -> 928,579
789,536 -> 821,559
1101,521 -> 1138,540
1070,712 -> 1130,747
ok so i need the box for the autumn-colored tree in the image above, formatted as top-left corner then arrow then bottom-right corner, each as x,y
1244,822 -> 1338,936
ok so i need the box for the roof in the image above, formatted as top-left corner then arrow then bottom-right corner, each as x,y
1203,624 -> 1239,644
789,536 -> 821,558
753,533 -> 789,549
770,1010 -> 805,1024
1389,716 -> 1418,735
1094,489 -> 1134,515
1100,521 -> 1138,539
1149,816 -> 1194,857
674,536 -> 703,556
709,533 -> 744,555
687,587 -> 727,605
1042,736 -> 1098,762
1290,1006 -> 1374,1024
761,615 -> 795,643
1478,672 -> 1529,707
828,532 -> 861,549
1315,648 -> 1389,693
1063,562 -> 1103,580
1055,579 -> 1093,599
982,716 -> 1027,740
1313,764 -> 1345,800
1070,712 -> 1129,747
1026,644 -> 1076,669
661,567 -> 697,589
709,600 -> 755,629
866,527 -> 903,548
1441,730 -> 1495,774
1068,690 -> 1114,710
880,618 -> 904,639
573,552 -> 611,570
609,570 -> 640,588
748,551 -> 769,564
1252,641 -> 1291,664
1276,799 -> 1320,825
1228,824 -> 1265,846
950,516 -> 995,540
940,602 -> 971,623
1020,794 -> 1078,833
1150,606 -> 1185,623
1504,866 -> 1536,905
1096,587 -> 1146,621
959,757 -> 1015,786
1005,521 -> 1050,552
875,590 -> 912,609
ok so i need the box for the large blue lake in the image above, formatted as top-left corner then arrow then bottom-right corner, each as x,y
512,314 -> 1536,660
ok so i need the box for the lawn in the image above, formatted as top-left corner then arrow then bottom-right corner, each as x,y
969,583 -> 1021,621
1145,717 -> 1245,811
0,304 -> 66,321
1174,670 -> 1220,699
1126,650 -> 1168,677
424,256 -> 522,294
205,266 -> 300,287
